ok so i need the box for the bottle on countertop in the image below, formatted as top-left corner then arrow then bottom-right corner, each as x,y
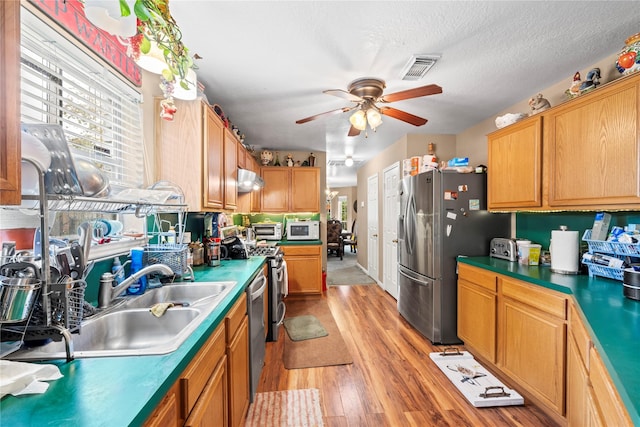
126,248 -> 147,295
112,257 -> 126,297
167,226 -> 176,244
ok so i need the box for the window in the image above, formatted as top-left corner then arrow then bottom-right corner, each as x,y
20,9 -> 144,192
338,196 -> 348,230
19,8 -> 145,237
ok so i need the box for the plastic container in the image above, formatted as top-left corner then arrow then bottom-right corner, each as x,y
518,243 -> 541,266
127,248 -> 147,295
166,226 -> 176,244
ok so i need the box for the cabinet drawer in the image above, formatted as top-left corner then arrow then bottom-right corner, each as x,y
500,277 -> 566,319
281,245 -> 321,256
568,302 -> 591,368
458,263 -> 498,292
226,293 -> 247,342
181,323 -> 226,418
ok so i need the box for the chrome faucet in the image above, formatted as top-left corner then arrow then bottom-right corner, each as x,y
98,263 -> 174,309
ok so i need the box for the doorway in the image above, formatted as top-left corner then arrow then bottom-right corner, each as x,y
383,162 -> 400,299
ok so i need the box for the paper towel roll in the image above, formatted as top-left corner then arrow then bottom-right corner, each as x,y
551,229 -> 579,274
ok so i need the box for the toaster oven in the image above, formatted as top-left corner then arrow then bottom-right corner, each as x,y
253,222 -> 282,241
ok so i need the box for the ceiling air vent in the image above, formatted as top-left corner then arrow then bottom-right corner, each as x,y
400,54 -> 441,81
327,159 -> 363,167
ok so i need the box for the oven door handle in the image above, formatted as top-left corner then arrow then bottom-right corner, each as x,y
250,273 -> 267,301
276,263 -> 286,280
276,301 -> 286,325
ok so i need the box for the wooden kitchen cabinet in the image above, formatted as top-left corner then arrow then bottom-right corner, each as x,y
0,1 -> 22,206
156,99 -> 238,211
282,245 -> 322,295
547,75 -> 640,208
457,263 -> 498,363
236,146 -> 261,213
184,356 -> 228,427
225,293 -> 249,427
498,277 -> 567,416
487,116 -> 542,210
487,72 -> 640,211
260,167 -> 320,212
144,382 -> 180,427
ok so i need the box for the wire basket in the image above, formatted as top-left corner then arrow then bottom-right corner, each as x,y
582,259 -> 625,281
27,279 -> 87,333
583,229 -> 640,256
143,243 -> 188,278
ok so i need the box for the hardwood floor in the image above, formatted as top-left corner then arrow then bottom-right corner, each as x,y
257,284 -> 559,426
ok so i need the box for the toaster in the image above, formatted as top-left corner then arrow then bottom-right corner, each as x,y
490,238 -> 517,262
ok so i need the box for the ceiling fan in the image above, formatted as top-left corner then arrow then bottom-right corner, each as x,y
296,77 -> 442,137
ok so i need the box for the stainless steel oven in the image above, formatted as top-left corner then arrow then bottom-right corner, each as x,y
246,270 -> 267,402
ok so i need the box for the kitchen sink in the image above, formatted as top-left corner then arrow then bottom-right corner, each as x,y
8,281 -> 237,360
120,282 -> 235,309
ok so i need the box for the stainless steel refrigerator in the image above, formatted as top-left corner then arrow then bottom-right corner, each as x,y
397,170 -> 510,344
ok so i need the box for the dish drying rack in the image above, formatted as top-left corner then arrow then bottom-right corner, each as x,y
0,160 -> 188,361
581,229 -> 640,281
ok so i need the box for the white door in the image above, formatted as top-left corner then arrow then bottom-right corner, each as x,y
367,173 -> 379,284
383,162 -> 400,299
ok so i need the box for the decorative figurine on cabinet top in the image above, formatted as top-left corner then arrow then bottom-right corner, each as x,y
616,32 -> 640,75
260,150 -> 273,166
528,93 -> 551,116
286,153 -> 294,167
565,71 -> 583,99
579,68 -> 601,93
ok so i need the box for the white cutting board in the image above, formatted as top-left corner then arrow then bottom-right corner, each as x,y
430,350 -> 524,407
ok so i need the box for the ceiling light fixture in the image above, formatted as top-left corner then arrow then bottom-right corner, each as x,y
345,156 -> 354,167
349,110 -> 367,131
349,105 -> 383,133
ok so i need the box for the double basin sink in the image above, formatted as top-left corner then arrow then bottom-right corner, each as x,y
10,281 -> 237,360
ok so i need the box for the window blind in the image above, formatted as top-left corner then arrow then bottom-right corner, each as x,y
20,10 -> 144,191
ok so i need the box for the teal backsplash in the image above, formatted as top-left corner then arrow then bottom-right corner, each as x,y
516,211 -> 640,250
231,212 -> 320,225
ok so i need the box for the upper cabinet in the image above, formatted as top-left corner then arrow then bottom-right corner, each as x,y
488,116 -> 542,210
260,167 -> 320,212
487,72 -> 640,211
155,99 -> 236,212
0,2 -> 21,206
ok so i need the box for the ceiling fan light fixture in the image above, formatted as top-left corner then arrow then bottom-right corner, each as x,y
345,156 -> 354,167
349,110 -> 367,131
366,108 -> 382,129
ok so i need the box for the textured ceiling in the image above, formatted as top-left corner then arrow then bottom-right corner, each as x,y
170,1 -> 638,187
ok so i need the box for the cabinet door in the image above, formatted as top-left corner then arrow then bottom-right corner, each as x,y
589,346 -> 633,427
566,332 -> 589,427
156,99 -> 206,211
284,245 -> 322,294
547,77 -> 640,208
223,129 -> 238,209
144,382 -> 180,427
291,168 -> 320,212
227,317 -> 249,427
184,356 -> 228,427
487,116 -> 542,210
457,278 -> 497,363
0,1 -> 21,206
203,106 -> 225,209
499,296 -> 566,415
261,168 -> 290,212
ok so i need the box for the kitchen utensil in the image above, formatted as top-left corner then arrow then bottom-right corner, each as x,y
73,157 -> 111,197
0,277 -> 42,323
20,124 -> 83,195
0,262 -> 40,279
550,225 -> 580,274
78,221 -> 93,264
623,268 -> 640,301
68,242 -> 85,279
1,242 -> 17,265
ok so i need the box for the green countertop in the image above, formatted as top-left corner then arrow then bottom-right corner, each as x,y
0,257 -> 266,426
458,256 -> 640,425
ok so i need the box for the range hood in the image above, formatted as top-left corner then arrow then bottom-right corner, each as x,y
237,168 -> 264,192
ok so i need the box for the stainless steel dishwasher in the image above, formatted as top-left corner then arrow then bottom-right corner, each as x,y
246,270 -> 267,402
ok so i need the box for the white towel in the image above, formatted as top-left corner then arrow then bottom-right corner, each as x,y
281,259 -> 289,297
0,360 -> 63,398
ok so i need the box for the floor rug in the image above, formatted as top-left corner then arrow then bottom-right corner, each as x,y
245,388 -> 324,427
327,265 -> 375,286
283,299 -> 353,369
283,315 -> 328,341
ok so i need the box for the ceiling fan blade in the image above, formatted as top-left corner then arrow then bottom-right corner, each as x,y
296,106 -> 354,124
379,107 -> 428,126
347,125 -> 361,137
380,84 -> 442,103
323,89 -> 363,102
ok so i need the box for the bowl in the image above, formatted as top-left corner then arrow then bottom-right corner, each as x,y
73,157 -> 110,197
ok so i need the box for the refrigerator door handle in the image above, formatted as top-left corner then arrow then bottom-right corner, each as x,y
405,193 -> 416,255
399,267 -> 431,286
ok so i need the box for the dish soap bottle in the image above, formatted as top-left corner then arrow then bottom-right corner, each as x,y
112,257 -> 126,296
167,226 -> 176,244
126,248 -> 147,295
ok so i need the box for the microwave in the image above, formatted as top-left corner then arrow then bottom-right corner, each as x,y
286,220 -> 320,241
253,222 -> 282,241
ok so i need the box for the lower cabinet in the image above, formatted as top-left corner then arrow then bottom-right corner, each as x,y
281,245 -> 322,295
144,293 -> 250,427
458,263 -> 633,426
